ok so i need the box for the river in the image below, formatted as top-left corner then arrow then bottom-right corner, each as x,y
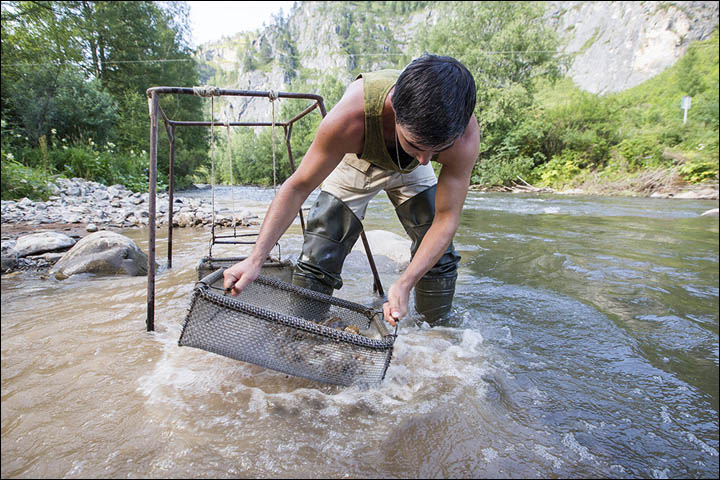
1,187 -> 718,478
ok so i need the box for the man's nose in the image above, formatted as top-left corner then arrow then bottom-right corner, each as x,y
417,152 -> 432,165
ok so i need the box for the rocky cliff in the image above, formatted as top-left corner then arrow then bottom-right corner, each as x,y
197,1 -> 718,121
546,1 -> 719,93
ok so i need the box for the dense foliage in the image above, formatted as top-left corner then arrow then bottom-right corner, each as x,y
2,1 -> 717,201
210,1 -> 718,191
520,29 -> 719,189
417,1 -> 569,184
1,0 -> 207,200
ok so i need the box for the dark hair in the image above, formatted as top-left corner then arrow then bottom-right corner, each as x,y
392,54 -> 476,148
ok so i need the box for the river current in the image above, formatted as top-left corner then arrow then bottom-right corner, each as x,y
2,187 -> 718,478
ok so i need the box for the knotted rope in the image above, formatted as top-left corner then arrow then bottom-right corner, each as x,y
225,105 -> 237,233
269,90 -> 278,194
192,85 -> 221,97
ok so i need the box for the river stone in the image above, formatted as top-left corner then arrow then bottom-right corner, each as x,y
674,188 -> 718,199
50,231 -> 150,280
13,232 -> 77,258
175,211 -> 196,227
350,230 -> 411,269
1,255 -> 18,273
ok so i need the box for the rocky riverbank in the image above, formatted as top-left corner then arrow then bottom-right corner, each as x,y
1,177 -> 259,274
1,178 -> 258,231
468,168 -> 720,200
470,178 -> 719,199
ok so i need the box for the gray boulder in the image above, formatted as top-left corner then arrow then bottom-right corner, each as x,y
1,255 -> 17,273
50,231 -> 150,280
348,229 -> 412,272
13,232 -> 76,258
1,239 -> 18,273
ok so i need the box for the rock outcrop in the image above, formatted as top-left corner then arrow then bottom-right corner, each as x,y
546,1 -> 720,93
197,1 -> 719,101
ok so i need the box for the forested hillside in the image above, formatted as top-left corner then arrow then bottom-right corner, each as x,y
1,1 -> 718,200
198,1 -> 718,193
1,1 -> 205,199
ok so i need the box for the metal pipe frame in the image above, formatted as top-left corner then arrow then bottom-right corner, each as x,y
145,86 -> 382,332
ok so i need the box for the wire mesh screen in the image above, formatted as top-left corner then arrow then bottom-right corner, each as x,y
179,269 -> 395,387
197,256 -> 293,282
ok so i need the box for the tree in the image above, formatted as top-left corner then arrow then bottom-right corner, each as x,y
416,2 -> 569,183
1,1 -> 85,142
1,1 -> 208,189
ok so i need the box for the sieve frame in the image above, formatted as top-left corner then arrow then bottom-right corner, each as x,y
196,255 -> 294,282
179,268 -> 396,385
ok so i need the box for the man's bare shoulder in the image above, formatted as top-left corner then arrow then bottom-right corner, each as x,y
319,78 -> 365,150
326,79 -> 364,127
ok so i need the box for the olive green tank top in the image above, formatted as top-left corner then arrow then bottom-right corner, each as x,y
355,69 -> 420,173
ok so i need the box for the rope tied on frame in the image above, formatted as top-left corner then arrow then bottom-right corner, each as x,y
224,105 -> 238,233
269,90 -> 278,193
192,85 -> 221,97
210,96 -> 216,243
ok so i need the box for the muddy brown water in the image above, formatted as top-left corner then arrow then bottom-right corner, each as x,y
2,187 -> 718,478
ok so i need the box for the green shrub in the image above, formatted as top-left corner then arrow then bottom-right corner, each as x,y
0,135 -> 157,199
471,155 -> 535,186
616,134 -> 666,170
1,158 -> 53,201
535,151 -> 584,188
48,141 -> 151,191
678,158 -> 719,183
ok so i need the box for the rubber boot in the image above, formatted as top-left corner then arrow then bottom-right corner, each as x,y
414,273 -> 458,323
292,191 -> 364,319
395,185 -> 461,325
291,273 -> 334,297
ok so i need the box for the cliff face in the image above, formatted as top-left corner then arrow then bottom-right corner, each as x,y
546,1 -> 719,94
197,0 -> 719,120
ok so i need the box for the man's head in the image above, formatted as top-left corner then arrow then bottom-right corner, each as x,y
392,54 -> 476,150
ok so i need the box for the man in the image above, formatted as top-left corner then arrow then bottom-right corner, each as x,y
223,54 -> 480,326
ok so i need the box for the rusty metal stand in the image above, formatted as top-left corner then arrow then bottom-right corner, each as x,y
146,87 -> 384,331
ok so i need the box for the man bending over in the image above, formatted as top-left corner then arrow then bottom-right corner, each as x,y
224,54 -> 480,326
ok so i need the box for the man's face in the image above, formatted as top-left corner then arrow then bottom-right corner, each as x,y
395,123 -> 456,165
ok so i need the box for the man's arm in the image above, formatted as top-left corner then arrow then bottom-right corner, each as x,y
223,81 -> 365,295
383,116 -> 480,323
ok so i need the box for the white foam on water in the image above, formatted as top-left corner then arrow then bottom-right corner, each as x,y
482,447 -> 498,461
67,459 -> 87,476
136,324 -> 258,413
660,406 -> 672,424
561,433 -> 597,464
534,444 -> 564,470
318,404 -> 340,417
652,467 -> 671,479
543,207 -> 562,214
380,327 -> 489,391
137,348 -> 210,406
134,316 -> 495,472
686,432 -> 719,457
246,387 -> 269,418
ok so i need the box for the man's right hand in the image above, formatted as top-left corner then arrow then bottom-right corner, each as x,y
223,256 -> 263,296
